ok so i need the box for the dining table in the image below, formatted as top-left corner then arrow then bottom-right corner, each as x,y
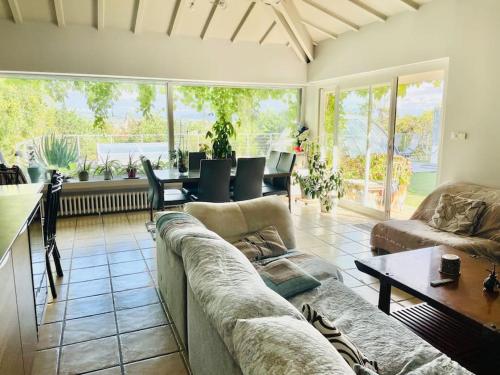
153,167 -> 290,184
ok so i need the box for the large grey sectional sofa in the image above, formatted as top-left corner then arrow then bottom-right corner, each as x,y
156,196 -> 471,375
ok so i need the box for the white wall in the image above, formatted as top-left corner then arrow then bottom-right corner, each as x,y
305,0 -> 500,188
0,21 -> 306,85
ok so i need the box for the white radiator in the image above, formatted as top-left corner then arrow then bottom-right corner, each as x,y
58,191 -> 149,216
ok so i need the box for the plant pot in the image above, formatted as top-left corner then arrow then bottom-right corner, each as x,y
178,161 -> 187,174
78,171 -> 89,182
103,171 -> 113,180
320,193 -> 338,213
300,185 -> 312,200
127,168 -> 137,179
27,166 -> 41,183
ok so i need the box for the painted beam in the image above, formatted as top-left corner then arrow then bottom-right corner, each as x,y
259,21 -> 276,45
301,20 -> 337,40
53,0 -> 65,27
348,0 -> 387,22
133,0 -> 146,33
167,0 -> 184,36
97,0 -> 105,31
274,0 -> 314,61
302,0 -> 359,32
270,6 -> 307,63
7,0 -> 23,24
200,0 -> 219,40
230,1 -> 255,42
398,0 -> 420,11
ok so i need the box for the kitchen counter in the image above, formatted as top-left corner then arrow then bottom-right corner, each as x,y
0,193 -> 42,263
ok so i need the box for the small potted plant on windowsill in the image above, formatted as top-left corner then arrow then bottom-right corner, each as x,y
94,154 -> 119,181
123,153 -> 140,179
177,149 -> 188,174
26,147 -> 42,183
77,155 -> 93,181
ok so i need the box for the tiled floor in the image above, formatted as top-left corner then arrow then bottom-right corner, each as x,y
33,202 -> 420,374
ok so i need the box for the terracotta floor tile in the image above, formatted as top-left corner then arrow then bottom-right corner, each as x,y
120,325 -> 178,363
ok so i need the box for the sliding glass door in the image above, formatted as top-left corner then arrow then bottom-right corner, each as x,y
321,69 -> 445,219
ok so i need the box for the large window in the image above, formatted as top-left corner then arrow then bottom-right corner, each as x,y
0,76 -> 300,175
173,85 -> 300,156
322,69 -> 445,219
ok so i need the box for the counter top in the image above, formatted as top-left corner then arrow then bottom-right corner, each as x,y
0,183 -> 44,196
0,193 -> 42,262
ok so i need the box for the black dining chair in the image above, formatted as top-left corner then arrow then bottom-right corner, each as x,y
183,152 -> 206,197
191,159 -> 232,203
263,150 -> 280,184
0,164 -> 28,185
141,156 -> 188,221
44,172 -> 64,298
232,157 -> 266,201
262,152 -> 296,210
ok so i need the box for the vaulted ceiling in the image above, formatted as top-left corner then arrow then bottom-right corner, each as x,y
0,0 -> 433,62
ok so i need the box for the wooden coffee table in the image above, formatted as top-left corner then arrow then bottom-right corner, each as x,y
355,245 -> 499,374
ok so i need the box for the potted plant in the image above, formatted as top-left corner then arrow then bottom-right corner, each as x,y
94,154 -> 119,180
293,124 -> 309,153
26,147 -> 42,183
303,142 -> 345,213
206,110 -> 234,159
77,156 -> 92,181
177,149 -> 188,173
124,153 -> 140,179
292,171 -> 313,199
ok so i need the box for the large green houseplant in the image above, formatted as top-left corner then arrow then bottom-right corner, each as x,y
206,109 -> 235,159
302,142 -> 345,213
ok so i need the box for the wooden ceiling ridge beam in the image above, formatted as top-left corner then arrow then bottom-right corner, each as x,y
274,0 -> 314,61
348,0 -> 387,22
167,0 -> 185,36
133,0 -> 147,34
301,20 -> 337,40
230,1 -> 256,42
200,0 -> 219,40
259,20 -> 276,45
7,0 -> 23,24
398,0 -> 420,11
302,0 -> 359,32
97,0 -> 105,31
269,6 -> 308,63
53,0 -> 65,27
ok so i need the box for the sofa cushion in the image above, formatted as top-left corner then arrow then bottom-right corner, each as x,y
185,196 -> 296,249
371,219 -> 500,262
233,316 -> 356,375
232,225 -> 287,261
256,259 -> 321,298
429,193 -> 486,235
302,304 -> 378,372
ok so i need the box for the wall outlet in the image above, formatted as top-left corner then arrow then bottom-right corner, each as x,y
451,131 -> 467,140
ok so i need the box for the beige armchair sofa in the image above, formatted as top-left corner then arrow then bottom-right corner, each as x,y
371,182 -> 500,262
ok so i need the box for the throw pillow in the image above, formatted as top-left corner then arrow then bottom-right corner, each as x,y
255,259 -> 321,298
302,304 -> 379,373
429,193 -> 486,235
232,225 -> 287,261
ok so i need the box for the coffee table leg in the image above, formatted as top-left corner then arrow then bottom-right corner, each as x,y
378,279 -> 391,314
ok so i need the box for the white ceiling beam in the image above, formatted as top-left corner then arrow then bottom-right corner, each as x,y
398,0 -> 420,11
270,6 -> 307,63
97,0 -> 105,31
273,0 -> 314,61
133,0 -> 146,33
7,0 -> 23,24
200,0 -> 219,40
230,1 -> 255,42
259,21 -> 276,45
348,0 -> 387,22
53,0 -> 65,27
167,0 -> 185,36
302,20 -> 337,40
302,0 -> 359,32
